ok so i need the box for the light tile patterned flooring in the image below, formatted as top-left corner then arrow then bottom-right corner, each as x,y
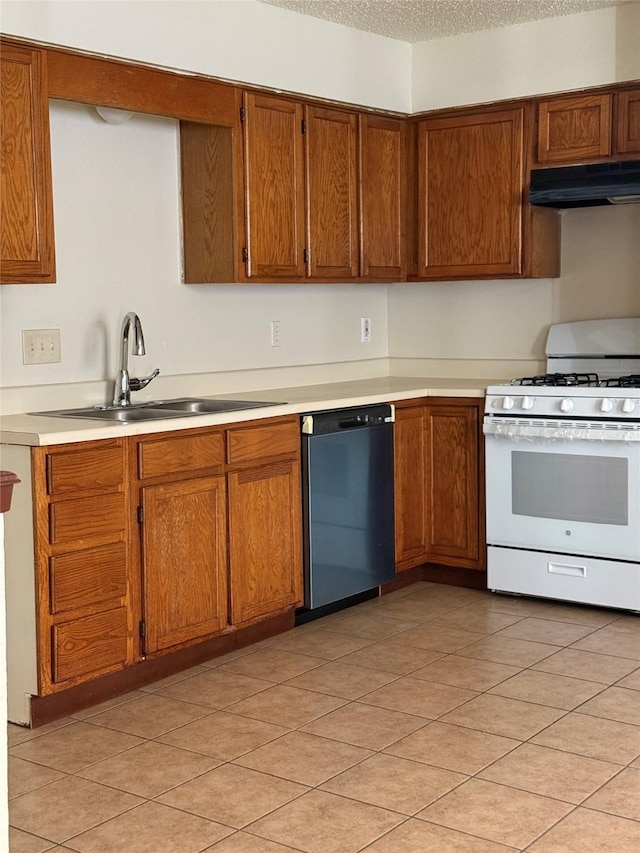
8,582 -> 640,853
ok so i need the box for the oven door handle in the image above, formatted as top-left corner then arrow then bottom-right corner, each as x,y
483,419 -> 640,442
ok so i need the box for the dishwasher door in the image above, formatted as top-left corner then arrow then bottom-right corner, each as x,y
301,404 -> 396,611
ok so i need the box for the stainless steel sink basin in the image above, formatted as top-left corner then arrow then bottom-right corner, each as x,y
148,398 -> 279,414
32,398 -> 282,423
35,405 -> 195,422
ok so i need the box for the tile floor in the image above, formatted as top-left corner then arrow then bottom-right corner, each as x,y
7,582 -> 640,853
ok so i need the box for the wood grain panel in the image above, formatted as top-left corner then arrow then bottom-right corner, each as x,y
242,92 -> 306,278
394,404 -> 429,570
425,402 -> 480,566
47,48 -> 238,124
359,114 -> 406,279
46,441 -> 124,494
181,122 -> 237,283
138,431 -> 224,479
228,460 -> 302,623
227,418 -> 299,465
417,109 -> 523,278
0,41 -> 55,283
305,106 -> 359,279
615,89 -> 640,154
142,476 -> 228,652
52,607 -> 128,683
49,493 -> 125,545
50,542 -> 127,614
537,94 -> 612,163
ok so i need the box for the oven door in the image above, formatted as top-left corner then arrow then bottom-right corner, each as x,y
484,418 -> 640,561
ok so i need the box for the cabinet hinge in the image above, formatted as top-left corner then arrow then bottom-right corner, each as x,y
240,106 -> 245,123
301,118 -> 306,134
139,620 -> 146,638
242,247 -> 249,263
137,505 -> 144,524
303,248 -> 310,263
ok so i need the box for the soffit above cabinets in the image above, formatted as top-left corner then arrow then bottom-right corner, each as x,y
259,0 -> 627,43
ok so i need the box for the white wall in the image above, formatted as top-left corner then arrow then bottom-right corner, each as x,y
0,1 -> 406,410
0,100 -> 388,403
412,5 -> 640,111
0,0 -> 411,112
388,205 -> 640,374
390,5 -> 640,376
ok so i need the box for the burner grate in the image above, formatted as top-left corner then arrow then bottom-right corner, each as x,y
601,375 -> 640,388
510,372 -> 599,387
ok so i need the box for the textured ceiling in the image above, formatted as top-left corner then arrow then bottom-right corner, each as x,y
259,0 -> 629,43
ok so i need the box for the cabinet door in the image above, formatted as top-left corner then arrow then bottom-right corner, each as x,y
417,109 -> 524,278
305,106 -> 359,279
142,476 -> 228,653
242,92 -> 305,278
615,89 -> 640,155
394,404 -> 429,570
0,42 -> 55,284
537,94 -> 612,163
424,402 -> 482,568
359,115 -> 406,279
228,460 -> 302,624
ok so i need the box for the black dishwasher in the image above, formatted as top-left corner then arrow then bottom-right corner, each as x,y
300,404 -> 396,618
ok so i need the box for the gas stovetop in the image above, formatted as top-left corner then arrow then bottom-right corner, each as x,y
510,373 -> 640,388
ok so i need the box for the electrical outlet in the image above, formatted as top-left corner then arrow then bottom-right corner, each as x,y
22,329 -> 62,365
360,317 -> 371,343
271,320 -> 282,348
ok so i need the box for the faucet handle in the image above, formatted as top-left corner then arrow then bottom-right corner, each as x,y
129,368 -> 160,392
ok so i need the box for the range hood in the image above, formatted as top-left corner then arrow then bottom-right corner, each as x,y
529,160 -> 640,208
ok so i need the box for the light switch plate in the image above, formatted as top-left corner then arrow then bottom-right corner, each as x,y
22,329 -> 62,365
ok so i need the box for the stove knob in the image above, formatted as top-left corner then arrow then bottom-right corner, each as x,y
521,395 -> 534,410
622,399 -> 636,414
559,398 -> 574,413
600,398 -> 614,413
502,396 -> 515,410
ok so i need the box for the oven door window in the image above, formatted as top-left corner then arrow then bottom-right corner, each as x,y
512,451 -> 628,525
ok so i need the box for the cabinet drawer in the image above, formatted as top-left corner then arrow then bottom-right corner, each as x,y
227,419 -> 299,464
49,493 -> 125,545
46,441 -> 124,494
52,607 -> 128,683
138,431 -> 224,479
50,542 -> 127,614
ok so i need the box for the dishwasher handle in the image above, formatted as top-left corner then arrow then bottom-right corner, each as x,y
302,404 -> 394,436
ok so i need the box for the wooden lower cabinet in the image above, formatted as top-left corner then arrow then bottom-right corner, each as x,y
141,476 -> 228,653
228,459 -> 303,624
136,417 -> 303,656
32,439 -> 133,694
394,398 -> 485,573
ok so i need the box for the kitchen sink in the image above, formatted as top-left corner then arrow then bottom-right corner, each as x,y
32,398 -> 282,422
147,398 -> 279,414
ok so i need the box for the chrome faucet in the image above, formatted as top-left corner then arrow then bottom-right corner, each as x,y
113,312 -> 159,407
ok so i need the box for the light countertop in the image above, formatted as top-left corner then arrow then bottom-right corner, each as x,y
0,376 -> 494,447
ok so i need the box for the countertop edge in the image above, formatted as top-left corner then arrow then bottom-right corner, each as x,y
0,378 -> 490,447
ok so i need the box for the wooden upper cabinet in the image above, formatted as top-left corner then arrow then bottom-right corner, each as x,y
416,109 -> 524,279
615,88 -> 640,154
242,92 -> 306,279
305,105 -> 359,279
0,41 -> 55,284
537,93 -> 612,163
359,114 -> 406,280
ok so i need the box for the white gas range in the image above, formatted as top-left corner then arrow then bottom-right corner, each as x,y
483,317 -> 640,612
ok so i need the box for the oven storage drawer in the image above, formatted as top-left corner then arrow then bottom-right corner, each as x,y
488,546 -> 640,611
